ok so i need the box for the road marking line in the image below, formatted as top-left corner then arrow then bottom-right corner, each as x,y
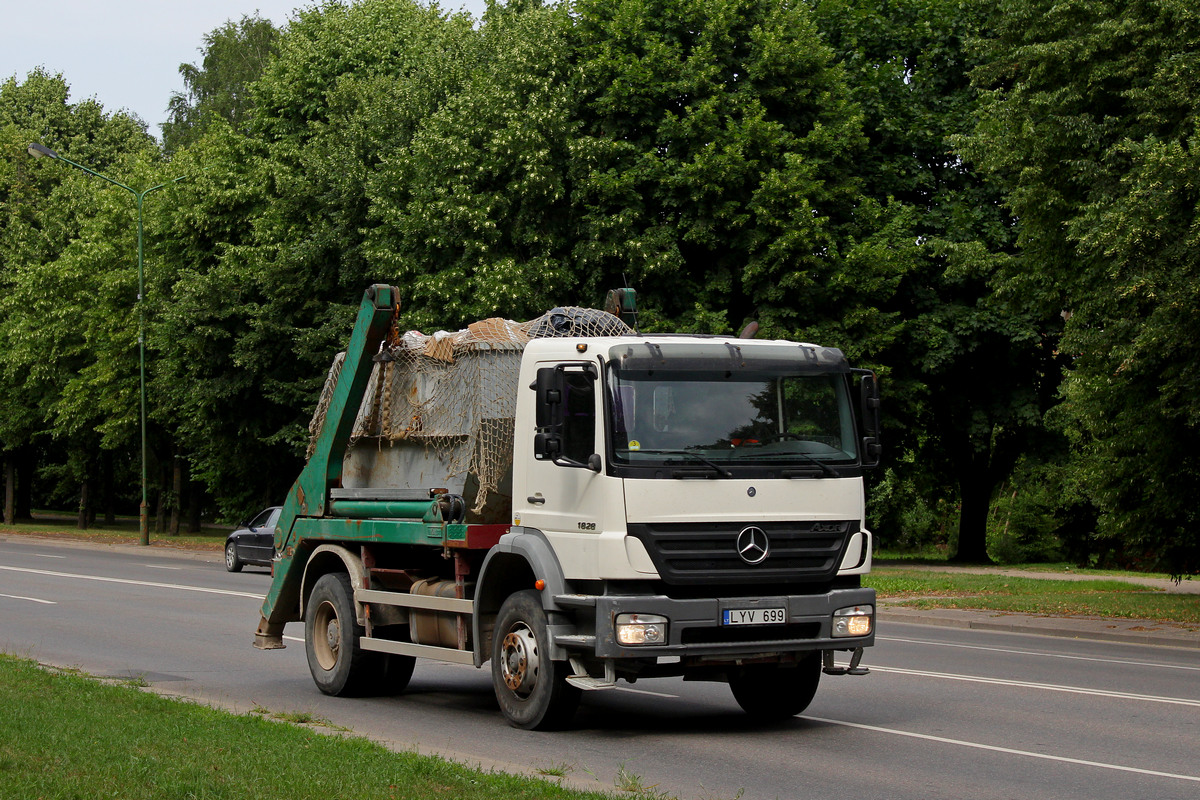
0,592 -> 57,605
870,665 -> 1200,707
0,550 -> 66,559
143,565 -> 182,570
0,564 -> 263,600
283,635 -> 304,643
804,715 -> 1200,783
879,635 -> 1200,672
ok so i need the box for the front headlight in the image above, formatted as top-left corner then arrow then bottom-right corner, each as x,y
832,605 -> 873,637
615,613 -> 668,646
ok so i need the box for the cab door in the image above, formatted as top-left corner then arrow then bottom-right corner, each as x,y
517,361 -> 614,576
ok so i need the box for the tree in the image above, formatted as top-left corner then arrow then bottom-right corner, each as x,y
0,70 -> 160,526
804,0 -> 1061,562
162,14 -> 282,154
567,0 -> 867,332
152,0 -> 480,517
963,0 -> 1200,576
365,0 -> 580,329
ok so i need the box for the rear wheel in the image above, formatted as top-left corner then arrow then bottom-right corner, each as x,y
491,590 -> 580,730
224,541 -> 243,572
305,572 -> 414,696
728,654 -> 821,721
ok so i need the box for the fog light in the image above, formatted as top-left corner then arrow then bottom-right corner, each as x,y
832,605 -> 873,637
616,613 -> 668,646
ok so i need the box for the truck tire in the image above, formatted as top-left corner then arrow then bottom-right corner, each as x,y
224,541 -> 243,572
491,590 -> 581,730
728,654 -> 821,721
305,572 -> 414,697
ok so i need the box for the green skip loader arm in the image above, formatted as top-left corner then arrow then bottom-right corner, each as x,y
253,284 -> 398,650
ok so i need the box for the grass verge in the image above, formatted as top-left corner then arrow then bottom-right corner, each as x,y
0,514 -> 226,550
867,570 -> 1200,626
0,654 -> 623,800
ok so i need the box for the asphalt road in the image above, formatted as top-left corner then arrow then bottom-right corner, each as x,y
2,536 -> 1198,800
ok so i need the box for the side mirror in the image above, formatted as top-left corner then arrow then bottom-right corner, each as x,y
855,370 -> 882,468
532,367 -> 565,460
532,364 -> 601,469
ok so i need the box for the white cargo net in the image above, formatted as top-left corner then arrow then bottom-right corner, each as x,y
307,307 -> 633,515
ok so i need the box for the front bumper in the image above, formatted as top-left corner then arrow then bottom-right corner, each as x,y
551,587 -> 876,659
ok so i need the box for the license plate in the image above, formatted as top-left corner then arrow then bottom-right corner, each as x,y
722,607 -> 787,626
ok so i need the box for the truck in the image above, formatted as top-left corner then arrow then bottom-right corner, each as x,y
254,284 -> 880,729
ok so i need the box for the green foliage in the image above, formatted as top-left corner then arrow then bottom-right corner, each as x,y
963,0 -> 1200,576
366,1 -> 579,329
570,0 -> 866,333
0,70 -> 158,512
162,14 -> 282,153
805,0 -> 1064,564
2,0 -> 1196,576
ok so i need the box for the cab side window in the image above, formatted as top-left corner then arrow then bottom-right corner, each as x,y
562,371 -> 596,464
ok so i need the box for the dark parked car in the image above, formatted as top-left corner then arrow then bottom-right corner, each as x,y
224,506 -> 281,572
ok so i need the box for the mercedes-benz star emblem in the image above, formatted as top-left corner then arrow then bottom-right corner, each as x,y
736,526 -> 770,565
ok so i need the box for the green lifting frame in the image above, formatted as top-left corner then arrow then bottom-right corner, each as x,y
256,284 -> 423,645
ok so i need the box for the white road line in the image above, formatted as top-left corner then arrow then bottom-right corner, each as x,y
283,635 -> 304,643
0,550 -> 66,559
143,565 -> 182,570
0,564 -> 263,600
870,664 -> 1200,707
0,592 -> 57,605
879,635 -> 1200,672
804,715 -> 1200,784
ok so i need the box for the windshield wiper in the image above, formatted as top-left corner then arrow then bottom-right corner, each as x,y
791,452 -> 839,478
736,450 -> 840,478
637,449 -> 733,478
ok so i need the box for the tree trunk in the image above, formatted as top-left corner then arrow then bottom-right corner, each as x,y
3,458 -> 14,525
14,445 -> 34,520
187,477 -> 203,533
102,451 -> 116,525
155,461 -> 169,534
952,469 -> 993,563
169,454 -> 183,536
77,478 -> 90,530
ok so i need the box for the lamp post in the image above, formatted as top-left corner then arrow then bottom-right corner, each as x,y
27,142 -> 184,546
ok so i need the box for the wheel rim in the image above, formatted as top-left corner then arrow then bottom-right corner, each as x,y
311,599 -> 341,671
225,544 -> 235,568
499,623 -> 539,696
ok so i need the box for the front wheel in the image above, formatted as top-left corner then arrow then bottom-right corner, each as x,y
728,654 -> 821,721
491,590 -> 581,730
224,541 -> 243,572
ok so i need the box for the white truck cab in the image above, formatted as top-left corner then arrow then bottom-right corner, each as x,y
256,286 -> 879,730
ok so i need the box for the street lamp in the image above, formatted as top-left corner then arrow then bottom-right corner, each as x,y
27,142 -> 184,546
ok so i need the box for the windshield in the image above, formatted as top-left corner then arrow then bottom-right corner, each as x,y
607,346 -> 858,472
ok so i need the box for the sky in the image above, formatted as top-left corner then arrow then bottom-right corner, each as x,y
1,1 -> 488,139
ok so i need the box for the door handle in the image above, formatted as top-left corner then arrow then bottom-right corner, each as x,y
526,495 -> 546,505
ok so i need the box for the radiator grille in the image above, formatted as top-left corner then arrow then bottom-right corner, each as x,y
626,520 -> 854,586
